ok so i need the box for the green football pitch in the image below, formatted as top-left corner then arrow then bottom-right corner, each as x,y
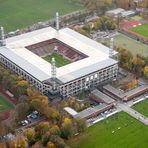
129,24 -> 148,38
0,95 -> 14,113
0,0 -> 82,32
68,112 -> 148,148
132,99 -> 148,117
99,33 -> 148,57
43,53 -> 71,67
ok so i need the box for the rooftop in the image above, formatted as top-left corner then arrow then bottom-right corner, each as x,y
103,84 -> 148,100
74,104 -> 108,119
91,89 -> 115,104
0,27 -> 117,83
64,107 -> 78,116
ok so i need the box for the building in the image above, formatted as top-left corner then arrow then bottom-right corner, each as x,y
74,103 -> 113,119
106,8 -> 125,17
106,8 -> 135,18
90,89 -> 116,106
103,84 -> 148,101
0,14 -> 118,98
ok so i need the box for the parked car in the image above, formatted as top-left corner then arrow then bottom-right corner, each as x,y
21,120 -> 29,126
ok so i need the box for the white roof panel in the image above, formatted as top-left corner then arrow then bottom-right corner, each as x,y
0,27 -> 118,83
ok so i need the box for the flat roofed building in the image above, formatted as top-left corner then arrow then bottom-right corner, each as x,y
64,107 -> 78,116
106,8 -> 125,16
103,84 -> 148,101
74,104 -> 113,119
0,26 -> 118,98
90,89 -> 115,105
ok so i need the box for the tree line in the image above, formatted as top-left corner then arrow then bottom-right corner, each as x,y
117,47 -> 148,79
74,16 -> 117,37
0,64 -> 86,147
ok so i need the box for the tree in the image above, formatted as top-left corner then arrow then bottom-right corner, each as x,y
16,80 -> 29,96
35,122 -> 50,139
14,102 -> 30,121
47,141 -> 56,148
50,125 -> 61,136
115,0 -> 131,9
144,66 -> 148,79
8,136 -> 27,148
31,141 -> 43,148
75,118 -> 86,133
25,128 -> 36,146
50,135 -> 68,148
0,121 -> 9,136
61,118 -> 75,139
0,142 -> 6,148
27,87 -> 40,97
41,132 -> 51,146
79,0 -> 112,13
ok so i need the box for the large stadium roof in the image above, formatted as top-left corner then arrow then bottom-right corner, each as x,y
0,27 -> 118,83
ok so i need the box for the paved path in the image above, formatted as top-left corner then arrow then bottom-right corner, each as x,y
117,102 -> 148,126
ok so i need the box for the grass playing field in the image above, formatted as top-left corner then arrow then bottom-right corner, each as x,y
132,99 -> 148,117
129,24 -> 148,38
131,15 -> 142,21
0,95 -> 14,113
0,0 -> 82,32
67,112 -> 148,148
99,33 -> 148,57
43,53 -> 71,67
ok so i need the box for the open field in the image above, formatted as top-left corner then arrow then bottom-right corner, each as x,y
67,112 -> 148,148
131,15 -> 142,21
99,34 -> 148,57
0,95 -> 14,113
0,0 -> 82,32
132,99 -> 148,117
129,24 -> 148,38
43,53 -> 71,67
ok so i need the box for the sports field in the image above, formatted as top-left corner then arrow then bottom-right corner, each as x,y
131,15 -> 142,21
68,112 -> 148,148
99,34 -> 148,57
0,95 -> 14,113
43,53 -> 71,67
129,24 -> 148,38
0,0 -> 82,32
132,99 -> 148,117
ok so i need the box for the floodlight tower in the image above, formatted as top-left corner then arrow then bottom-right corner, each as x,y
0,27 -> 6,46
109,38 -> 114,58
51,57 -> 56,90
56,12 -> 60,31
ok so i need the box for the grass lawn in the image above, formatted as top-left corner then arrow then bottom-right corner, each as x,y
67,112 -> 148,148
0,95 -> 14,113
43,53 -> 71,67
0,0 -> 82,32
131,15 -> 142,21
99,33 -> 148,57
132,99 -> 148,117
129,24 -> 148,38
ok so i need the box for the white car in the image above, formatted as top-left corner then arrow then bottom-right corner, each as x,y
21,120 -> 29,126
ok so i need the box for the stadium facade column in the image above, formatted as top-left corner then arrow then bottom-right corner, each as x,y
0,27 -> 6,46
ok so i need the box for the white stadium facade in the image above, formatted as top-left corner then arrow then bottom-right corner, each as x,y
0,13 -> 118,98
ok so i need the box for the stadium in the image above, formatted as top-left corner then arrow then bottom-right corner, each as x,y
119,19 -> 148,44
0,13 -> 118,98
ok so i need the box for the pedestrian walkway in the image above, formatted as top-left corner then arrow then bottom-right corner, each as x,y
117,102 -> 148,126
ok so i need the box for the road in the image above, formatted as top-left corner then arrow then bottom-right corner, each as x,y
16,116 -> 46,133
117,102 -> 148,126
